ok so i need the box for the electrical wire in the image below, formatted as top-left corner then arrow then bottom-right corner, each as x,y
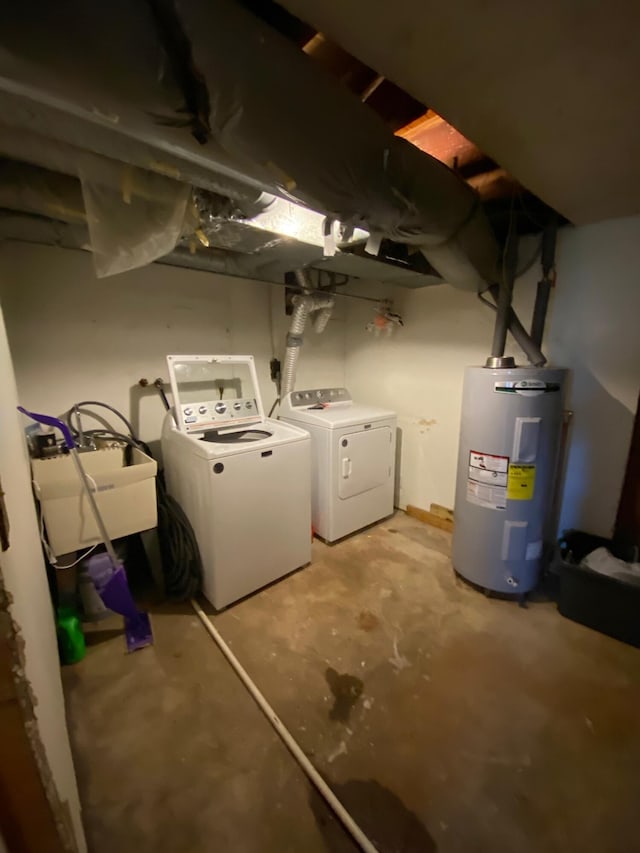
516,235 -> 543,277
478,291 -> 496,311
516,189 -> 547,230
38,504 -> 99,568
268,398 -> 280,418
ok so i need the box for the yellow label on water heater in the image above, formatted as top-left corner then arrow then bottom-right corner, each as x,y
507,464 -> 536,500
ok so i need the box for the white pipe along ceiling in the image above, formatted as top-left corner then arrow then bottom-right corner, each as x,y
0,0 -> 499,291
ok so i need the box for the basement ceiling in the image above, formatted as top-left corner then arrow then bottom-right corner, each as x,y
277,0 -> 640,225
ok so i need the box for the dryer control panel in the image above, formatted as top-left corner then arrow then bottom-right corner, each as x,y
290,388 -> 351,407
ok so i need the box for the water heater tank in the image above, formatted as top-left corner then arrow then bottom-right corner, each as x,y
452,365 -> 568,594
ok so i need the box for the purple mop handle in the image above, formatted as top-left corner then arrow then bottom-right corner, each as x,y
17,406 -> 76,449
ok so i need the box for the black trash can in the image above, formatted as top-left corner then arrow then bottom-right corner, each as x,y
553,530 -> 640,648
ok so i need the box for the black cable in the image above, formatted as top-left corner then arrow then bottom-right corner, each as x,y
153,379 -> 171,412
66,400 -> 202,600
268,398 -> 280,418
155,473 -> 203,599
478,292 -> 496,311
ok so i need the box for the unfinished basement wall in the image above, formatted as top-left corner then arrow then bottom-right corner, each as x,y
345,215 -> 640,538
0,243 -> 345,454
0,300 -> 86,852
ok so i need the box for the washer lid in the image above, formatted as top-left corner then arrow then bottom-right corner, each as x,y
183,417 -> 309,459
167,354 -> 265,435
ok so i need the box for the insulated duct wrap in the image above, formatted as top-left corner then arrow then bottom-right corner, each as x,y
0,0 -> 499,290
165,0 -> 499,291
0,160 -> 86,224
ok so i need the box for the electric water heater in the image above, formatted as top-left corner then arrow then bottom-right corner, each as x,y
452,364 -> 568,594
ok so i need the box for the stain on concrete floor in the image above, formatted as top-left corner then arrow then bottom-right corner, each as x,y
357,610 -> 380,632
62,512 -> 640,853
325,668 -> 364,723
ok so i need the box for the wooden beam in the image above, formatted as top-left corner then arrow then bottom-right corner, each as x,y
467,168 -> 520,201
396,112 -> 482,169
302,32 -> 325,54
360,74 -> 385,102
406,503 -> 454,533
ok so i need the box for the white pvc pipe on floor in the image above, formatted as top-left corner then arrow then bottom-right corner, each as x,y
191,599 -> 379,853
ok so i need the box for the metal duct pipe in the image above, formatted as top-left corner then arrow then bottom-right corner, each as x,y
0,0 -> 499,290
486,284 -> 547,367
490,230 -> 519,358
154,0 -> 500,291
530,218 -> 558,348
0,211 -> 251,280
530,278 -> 552,350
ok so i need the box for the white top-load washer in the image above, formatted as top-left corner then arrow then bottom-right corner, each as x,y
162,355 -> 311,609
280,388 -> 396,542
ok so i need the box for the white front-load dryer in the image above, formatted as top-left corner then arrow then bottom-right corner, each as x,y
280,387 -> 396,542
162,355 -> 311,609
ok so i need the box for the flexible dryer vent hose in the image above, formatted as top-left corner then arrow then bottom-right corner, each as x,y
281,295 -> 312,397
313,304 -> 334,334
281,269 -> 335,397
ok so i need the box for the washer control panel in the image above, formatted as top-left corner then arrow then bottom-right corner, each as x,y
182,397 -> 258,430
290,388 -> 351,407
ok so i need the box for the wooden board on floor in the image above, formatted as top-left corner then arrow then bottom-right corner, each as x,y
406,503 -> 454,532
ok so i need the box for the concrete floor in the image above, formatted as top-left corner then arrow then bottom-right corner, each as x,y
63,513 -> 640,853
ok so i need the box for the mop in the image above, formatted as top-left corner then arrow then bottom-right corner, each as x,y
18,406 -> 153,652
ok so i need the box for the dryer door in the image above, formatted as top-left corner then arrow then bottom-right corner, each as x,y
338,426 -> 393,499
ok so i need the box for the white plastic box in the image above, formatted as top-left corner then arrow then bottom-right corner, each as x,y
31,446 -> 157,557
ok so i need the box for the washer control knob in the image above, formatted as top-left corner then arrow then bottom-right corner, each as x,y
214,402 -> 227,414
183,407 -> 193,416
316,390 -> 322,398
245,401 -> 253,409
304,393 -> 311,400
233,402 -> 242,411
198,406 -> 208,415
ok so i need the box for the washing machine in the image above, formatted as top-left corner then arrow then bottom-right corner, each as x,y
280,388 -> 396,542
162,355 -> 311,609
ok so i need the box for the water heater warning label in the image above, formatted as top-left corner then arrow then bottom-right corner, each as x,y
466,451 -> 508,510
507,464 -> 536,500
